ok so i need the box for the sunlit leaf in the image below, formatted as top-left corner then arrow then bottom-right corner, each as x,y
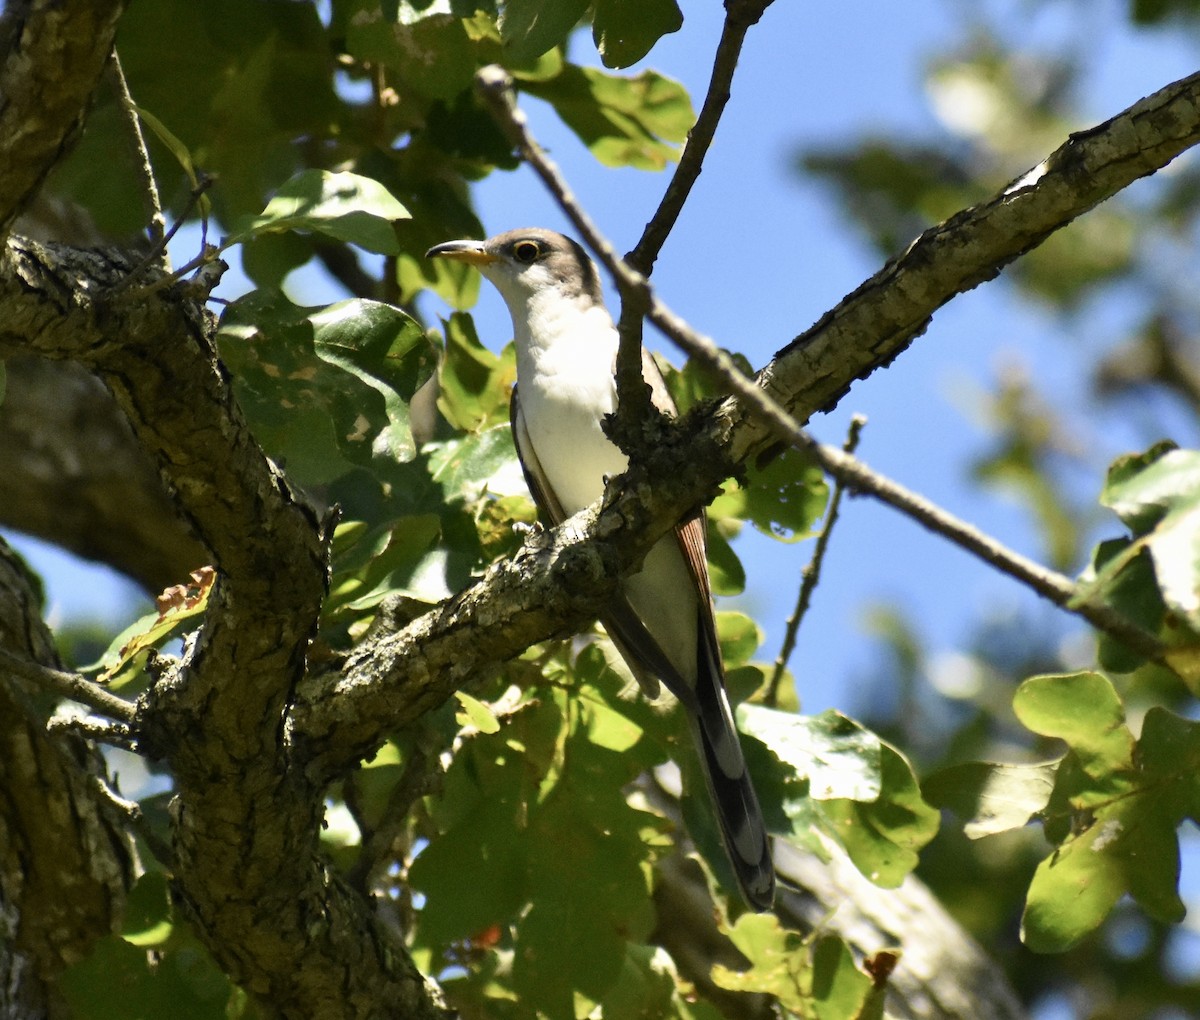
229,169 -> 409,253
1099,445 -> 1200,628
740,705 -> 883,802
924,760 -> 1058,838
86,567 -> 214,685
1013,672 -> 1197,951
521,65 -> 693,170
711,445 -> 828,542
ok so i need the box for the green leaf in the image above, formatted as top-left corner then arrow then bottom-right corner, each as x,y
218,291 -> 436,485
499,0 -> 589,62
513,701 -> 659,1015
818,742 -> 940,887
1101,441 -> 1187,532
426,426 -> 525,506
924,760 -> 1058,838
591,0 -> 683,69
454,691 -> 501,734
715,611 -> 761,668
1098,445 -> 1200,629
435,313 -> 517,431
1012,672 -> 1135,781
346,0 -> 479,100
809,935 -> 879,1020
712,913 -> 810,1010
740,706 -> 883,802
1079,537 -> 1168,674
61,927 -> 233,1020
120,870 -> 174,949
1012,673 -> 1197,951
705,521 -> 746,596
132,104 -> 212,219
521,65 -> 694,170
711,446 -> 829,542
84,568 -> 214,687
229,170 -> 410,253
410,696 -> 564,949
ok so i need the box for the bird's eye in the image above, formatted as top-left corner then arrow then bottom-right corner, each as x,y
512,240 -> 541,264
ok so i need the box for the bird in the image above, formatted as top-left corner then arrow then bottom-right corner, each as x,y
426,228 -> 775,911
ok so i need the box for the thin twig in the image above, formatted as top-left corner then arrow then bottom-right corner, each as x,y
0,646 -> 137,722
617,0 -> 772,447
107,50 -> 166,251
46,713 -> 139,751
91,774 -> 177,869
766,415 -> 865,707
110,174 -> 215,296
627,0 -> 775,275
796,434 -> 1171,665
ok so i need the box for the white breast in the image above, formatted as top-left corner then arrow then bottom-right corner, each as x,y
512,291 -> 627,514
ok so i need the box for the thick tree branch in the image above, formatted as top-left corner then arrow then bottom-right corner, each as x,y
728,69 -> 1200,463
0,238 -> 447,1019
0,0 -> 126,233
0,356 -> 205,591
0,539 -> 135,1017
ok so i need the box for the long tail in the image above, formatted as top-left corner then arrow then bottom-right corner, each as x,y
690,657 -> 775,911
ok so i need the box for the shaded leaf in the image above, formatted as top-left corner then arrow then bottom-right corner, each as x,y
218,291 -> 436,485
499,0 -> 589,62
592,0 -> 683,69
435,313 -> 517,431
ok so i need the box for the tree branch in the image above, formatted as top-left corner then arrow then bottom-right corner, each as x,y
0,538 -> 136,1015
0,646 -> 136,722
628,0 -> 776,275
0,0 -> 127,234
796,433 -> 1169,663
0,357 -> 205,591
0,238 -> 449,1019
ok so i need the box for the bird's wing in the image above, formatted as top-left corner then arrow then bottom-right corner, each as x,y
637,348 -> 725,691
510,385 -> 567,526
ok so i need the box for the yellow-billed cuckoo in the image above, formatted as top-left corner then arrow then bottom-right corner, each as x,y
427,228 -> 775,911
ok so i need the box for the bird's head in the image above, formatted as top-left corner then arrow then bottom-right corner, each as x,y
426,228 -> 604,312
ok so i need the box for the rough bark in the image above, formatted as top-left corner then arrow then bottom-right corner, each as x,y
0,540 -> 135,1018
0,0 -> 126,232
